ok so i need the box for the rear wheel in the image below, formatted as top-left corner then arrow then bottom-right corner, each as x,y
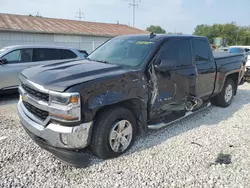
213,78 -> 235,107
90,106 -> 136,159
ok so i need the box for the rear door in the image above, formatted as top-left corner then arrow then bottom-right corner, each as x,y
0,48 -> 33,90
192,38 -> 216,98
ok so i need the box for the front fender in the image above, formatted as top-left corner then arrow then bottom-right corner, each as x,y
70,72 -> 149,123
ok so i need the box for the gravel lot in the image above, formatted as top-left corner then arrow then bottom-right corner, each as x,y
1,84 -> 250,188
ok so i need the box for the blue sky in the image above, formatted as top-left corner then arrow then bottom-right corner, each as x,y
0,0 -> 249,34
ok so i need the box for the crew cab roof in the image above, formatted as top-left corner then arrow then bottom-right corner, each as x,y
117,34 -> 207,42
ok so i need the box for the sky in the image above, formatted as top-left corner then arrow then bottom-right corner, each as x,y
0,0 -> 249,34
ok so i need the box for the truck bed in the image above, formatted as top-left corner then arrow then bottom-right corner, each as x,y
213,52 -> 243,59
213,52 -> 244,68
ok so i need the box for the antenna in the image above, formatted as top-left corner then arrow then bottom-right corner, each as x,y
76,9 -> 85,21
150,32 -> 156,39
126,0 -> 141,27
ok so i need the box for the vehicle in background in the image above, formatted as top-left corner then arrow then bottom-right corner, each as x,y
227,47 -> 248,75
213,37 -> 227,48
229,46 -> 250,68
247,50 -> 250,68
228,47 -> 248,61
18,34 -> 245,167
78,50 -> 88,57
0,45 -> 85,92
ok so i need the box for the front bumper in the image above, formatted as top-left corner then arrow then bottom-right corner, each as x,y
18,100 -> 93,166
23,126 -> 91,167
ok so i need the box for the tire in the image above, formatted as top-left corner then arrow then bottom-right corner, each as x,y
90,106 -> 137,159
213,78 -> 235,107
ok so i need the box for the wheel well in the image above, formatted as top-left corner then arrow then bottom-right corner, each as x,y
94,98 -> 148,133
226,72 -> 239,94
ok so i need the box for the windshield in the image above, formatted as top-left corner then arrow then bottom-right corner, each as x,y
88,38 -> 155,67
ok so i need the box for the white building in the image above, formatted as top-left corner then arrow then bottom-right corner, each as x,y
0,13 -> 147,53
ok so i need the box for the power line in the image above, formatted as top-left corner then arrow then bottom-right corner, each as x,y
75,9 -> 85,21
127,0 -> 141,27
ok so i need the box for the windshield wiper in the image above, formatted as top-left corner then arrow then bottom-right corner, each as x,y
85,57 -> 93,61
86,57 -> 110,64
92,59 -> 109,64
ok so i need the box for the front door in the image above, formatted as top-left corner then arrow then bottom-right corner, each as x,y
149,38 -> 197,119
0,49 -> 33,90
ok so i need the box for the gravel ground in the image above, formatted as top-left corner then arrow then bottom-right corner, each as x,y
1,84 -> 250,188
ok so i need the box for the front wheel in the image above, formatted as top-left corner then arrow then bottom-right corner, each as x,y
213,78 -> 235,107
90,107 -> 136,159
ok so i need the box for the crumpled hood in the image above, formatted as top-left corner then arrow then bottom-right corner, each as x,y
20,59 -> 129,92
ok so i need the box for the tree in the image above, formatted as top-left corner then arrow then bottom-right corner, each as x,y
146,25 -> 166,34
193,22 -> 250,45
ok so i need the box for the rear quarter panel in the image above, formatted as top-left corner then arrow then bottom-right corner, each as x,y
213,55 -> 243,96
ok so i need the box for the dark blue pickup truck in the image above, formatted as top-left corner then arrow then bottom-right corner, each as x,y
18,34 -> 245,167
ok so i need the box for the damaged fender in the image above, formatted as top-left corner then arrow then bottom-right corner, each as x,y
69,71 -> 149,132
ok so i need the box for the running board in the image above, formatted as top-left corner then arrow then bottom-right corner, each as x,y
147,102 -> 211,130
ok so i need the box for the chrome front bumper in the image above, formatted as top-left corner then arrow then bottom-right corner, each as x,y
18,100 -> 93,149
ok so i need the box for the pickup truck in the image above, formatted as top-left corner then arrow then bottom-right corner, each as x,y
17,34 -> 244,167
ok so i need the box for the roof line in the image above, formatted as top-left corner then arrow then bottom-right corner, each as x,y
0,13 -> 147,36
0,13 -> 129,27
0,28 -> 118,37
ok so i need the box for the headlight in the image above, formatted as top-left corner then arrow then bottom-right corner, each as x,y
49,92 -> 80,105
48,92 -> 81,122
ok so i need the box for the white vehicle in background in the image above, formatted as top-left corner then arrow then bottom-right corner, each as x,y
229,46 -> 250,68
0,45 -> 86,93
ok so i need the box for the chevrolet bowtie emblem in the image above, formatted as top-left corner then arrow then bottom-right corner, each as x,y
22,95 -> 28,102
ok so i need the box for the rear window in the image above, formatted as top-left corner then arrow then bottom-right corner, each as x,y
193,39 -> 210,62
59,49 -> 77,59
78,50 -> 88,57
33,48 -> 60,62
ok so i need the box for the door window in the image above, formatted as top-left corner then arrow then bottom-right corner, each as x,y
193,39 -> 210,62
2,49 -> 33,64
2,50 -> 21,63
158,39 -> 192,67
20,49 -> 33,62
33,48 -> 60,62
59,49 -> 77,59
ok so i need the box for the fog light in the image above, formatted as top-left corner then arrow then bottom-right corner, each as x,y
60,134 -> 68,146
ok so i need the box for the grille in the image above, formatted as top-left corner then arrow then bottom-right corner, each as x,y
22,84 -> 49,101
23,101 -> 49,121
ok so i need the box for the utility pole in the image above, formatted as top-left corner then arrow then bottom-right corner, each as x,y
127,0 -> 140,27
76,9 -> 85,21
36,12 -> 42,17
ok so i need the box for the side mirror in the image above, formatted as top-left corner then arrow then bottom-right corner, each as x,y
154,59 -> 176,72
0,58 -> 7,65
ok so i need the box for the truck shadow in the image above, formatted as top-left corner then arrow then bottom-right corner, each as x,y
0,93 -> 19,106
87,86 -> 250,167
